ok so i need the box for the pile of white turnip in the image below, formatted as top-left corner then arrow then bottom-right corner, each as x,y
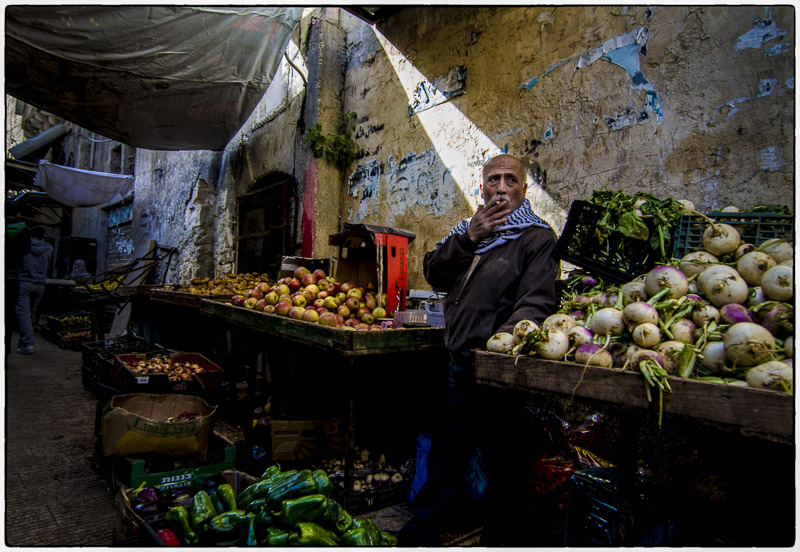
486,224 -> 794,403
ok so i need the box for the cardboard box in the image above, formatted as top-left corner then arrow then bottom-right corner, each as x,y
101,393 -> 217,458
328,223 -> 416,315
271,418 -> 344,461
279,256 -> 336,280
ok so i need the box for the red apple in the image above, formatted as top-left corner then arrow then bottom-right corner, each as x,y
293,266 -> 310,280
255,299 -> 268,312
287,278 -> 301,293
243,297 -> 258,309
264,305 -> 276,314
249,288 -> 264,300
302,309 -> 320,323
329,282 -> 341,294
334,314 -> 344,325
305,284 -> 320,297
231,295 -> 245,306
347,287 -> 363,301
313,268 -> 327,280
365,296 -> 377,311
319,312 -> 338,327
340,282 -> 352,293
313,298 -> 325,309
256,282 -> 271,294
317,278 -> 330,291
360,312 -> 375,325
356,307 -> 371,320
317,290 -> 329,300
345,297 -> 360,312
275,301 -> 292,316
301,272 -> 318,287
289,306 -> 306,320
343,318 -> 360,328
316,307 -> 329,314
279,293 -> 292,303
337,305 -> 351,318
292,294 -> 307,308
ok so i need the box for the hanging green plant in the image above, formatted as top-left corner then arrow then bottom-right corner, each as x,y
304,111 -> 359,168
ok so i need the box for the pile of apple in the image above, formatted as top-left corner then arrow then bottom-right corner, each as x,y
230,266 -> 390,330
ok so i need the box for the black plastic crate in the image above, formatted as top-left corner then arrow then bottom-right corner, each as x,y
671,212 -> 793,259
554,200 -> 657,284
56,327 -> 94,349
331,475 -> 411,515
81,336 -> 165,391
47,311 -> 92,331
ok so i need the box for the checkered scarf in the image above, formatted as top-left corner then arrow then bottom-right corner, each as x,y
436,199 -> 551,254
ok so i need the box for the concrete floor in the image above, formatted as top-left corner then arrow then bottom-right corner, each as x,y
4,330 -> 481,546
5,334 -> 117,546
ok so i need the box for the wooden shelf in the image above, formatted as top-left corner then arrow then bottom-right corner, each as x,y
474,351 -> 793,444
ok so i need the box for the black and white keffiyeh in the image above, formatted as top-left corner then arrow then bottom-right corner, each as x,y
436,198 -> 551,254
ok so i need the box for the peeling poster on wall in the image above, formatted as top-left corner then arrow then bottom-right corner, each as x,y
348,159 -> 381,222
384,148 -> 454,223
408,66 -> 467,116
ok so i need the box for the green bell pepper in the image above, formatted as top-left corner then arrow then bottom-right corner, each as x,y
342,518 -> 382,546
210,483 -> 237,514
261,464 -> 282,480
238,469 -> 299,509
288,522 -> 340,546
312,469 -> 334,497
208,510 -> 248,546
264,526 -> 290,546
322,498 -> 353,534
278,494 -> 328,526
241,512 -> 258,546
165,506 -> 198,545
190,490 -> 217,534
245,497 -> 269,514
381,531 -> 399,546
266,469 -> 319,507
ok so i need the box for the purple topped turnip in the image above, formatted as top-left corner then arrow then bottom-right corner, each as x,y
622,301 -> 659,332
697,341 -> 729,374
632,323 -> 661,348
619,280 -> 648,306
542,313 -> 576,334
589,307 -> 625,337
575,343 -> 614,367
719,303 -> 753,325
759,238 -> 794,264
745,360 -> 793,392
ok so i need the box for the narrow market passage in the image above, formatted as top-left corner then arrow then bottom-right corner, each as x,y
5,337 -> 117,546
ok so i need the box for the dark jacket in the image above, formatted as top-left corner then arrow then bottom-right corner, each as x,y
20,238 -> 53,284
423,226 -> 558,362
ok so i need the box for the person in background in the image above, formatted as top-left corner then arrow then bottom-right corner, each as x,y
69,259 -> 93,284
5,205 -> 31,361
400,153 -> 559,545
15,225 -> 53,355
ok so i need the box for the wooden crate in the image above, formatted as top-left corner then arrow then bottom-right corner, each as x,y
199,298 -> 444,356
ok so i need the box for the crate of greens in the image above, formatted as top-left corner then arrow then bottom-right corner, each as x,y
555,192 -> 686,284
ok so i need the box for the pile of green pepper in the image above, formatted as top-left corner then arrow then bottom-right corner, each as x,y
163,465 -> 398,546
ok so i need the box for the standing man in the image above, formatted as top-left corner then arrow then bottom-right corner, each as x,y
400,153 -> 558,544
15,225 -> 53,355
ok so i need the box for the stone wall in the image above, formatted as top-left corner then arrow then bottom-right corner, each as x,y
340,5 -> 794,290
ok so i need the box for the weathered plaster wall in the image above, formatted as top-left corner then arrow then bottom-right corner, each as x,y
340,6 -> 794,290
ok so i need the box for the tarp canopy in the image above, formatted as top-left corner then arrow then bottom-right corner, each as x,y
35,161 -> 134,207
6,6 -> 303,151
